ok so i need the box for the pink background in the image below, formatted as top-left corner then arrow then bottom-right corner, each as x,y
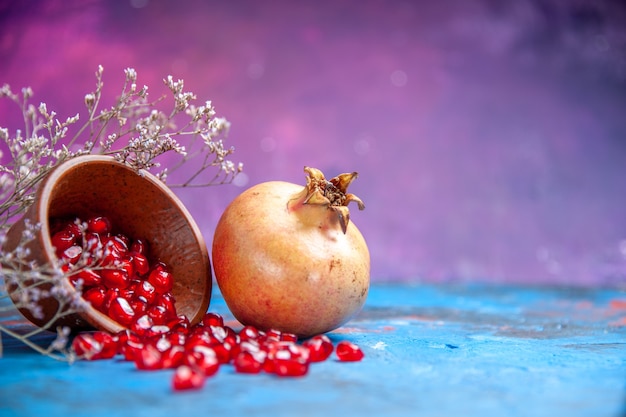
2,0 -> 625,286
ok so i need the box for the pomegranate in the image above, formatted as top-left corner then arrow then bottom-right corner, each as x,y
212,166 -> 370,338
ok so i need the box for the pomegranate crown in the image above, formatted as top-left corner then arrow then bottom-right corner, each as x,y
301,166 -> 365,234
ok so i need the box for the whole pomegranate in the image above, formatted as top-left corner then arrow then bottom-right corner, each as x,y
212,167 -> 370,338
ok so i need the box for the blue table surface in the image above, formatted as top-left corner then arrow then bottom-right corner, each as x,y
1,283 -> 625,417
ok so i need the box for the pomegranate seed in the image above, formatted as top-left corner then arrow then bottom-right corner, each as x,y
92,331 -> 118,359
114,233 -> 130,250
303,335 -> 334,362
166,331 -> 186,346
186,346 -> 220,376
72,333 -> 103,359
130,238 -> 148,256
135,280 -> 157,304
147,305 -> 171,325
148,267 -> 173,294
101,269 -> 130,289
161,345 -> 186,369
335,341 -> 364,362
154,293 -> 177,318
172,365 -> 205,391
202,312 -> 224,327
118,258 -> 135,278
168,315 -> 190,334
280,332 -> 298,343
234,351 -> 263,374
265,329 -> 282,342
51,230 -> 76,254
108,297 -> 135,326
131,252 -> 150,276
273,359 -> 309,377
70,269 -> 102,287
121,339 -> 145,361
72,331 -> 117,360
129,297 -> 148,317
63,221 -> 83,239
239,325 -> 261,341
131,314 -> 154,336
83,286 -> 107,312
87,216 -> 111,234
211,341 -> 234,364
62,245 -> 83,263
134,344 -> 164,370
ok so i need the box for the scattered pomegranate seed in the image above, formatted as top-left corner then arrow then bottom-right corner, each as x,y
72,331 -> 117,360
303,335 -> 334,362
60,215 -> 366,391
172,365 -> 205,391
134,344 -> 164,371
234,351 -> 263,374
335,341 -> 364,362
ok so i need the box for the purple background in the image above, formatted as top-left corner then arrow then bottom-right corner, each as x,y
2,0 -> 626,286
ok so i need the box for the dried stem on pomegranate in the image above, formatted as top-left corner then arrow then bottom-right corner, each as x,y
291,166 -> 365,234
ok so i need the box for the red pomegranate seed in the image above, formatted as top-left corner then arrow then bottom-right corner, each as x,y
62,245 -> 83,264
185,348 -> 220,376
168,315 -> 190,334
148,267 -> 173,294
131,314 -> 154,337
134,344 -> 164,370
154,293 -> 177,318
234,351 -> 263,374
83,286 -> 107,311
161,345 -> 186,369
335,341 -> 364,362
130,238 -> 148,256
101,269 -> 130,289
172,365 -> 205,391
92,331 -> 118,359
265,329 -> 282,342
202,312 -> 224,327
239,325 -> 261,341
51,230 -> 76,254
211,341 -> 234,364
135,280 -> 157,304
70,269 -> 102,287
303,335 -> 334,362
63,221 -> 83,239
108,297 -> 135,327
131,252 -> 150,276
280,332 -> 298,343
146,305 -> 171,325
72,333 -> 103,359
87,216 -> 111,234
72,331 -> 116,360
121,339 -> 145,361
273,359 -> 309,377
128,297 -> 148,317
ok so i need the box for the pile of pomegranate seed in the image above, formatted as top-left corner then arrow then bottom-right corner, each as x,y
53,215 -> 364,391
51,215 -> 176,328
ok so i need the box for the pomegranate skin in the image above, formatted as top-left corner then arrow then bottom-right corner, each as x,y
212,177 -> 370,339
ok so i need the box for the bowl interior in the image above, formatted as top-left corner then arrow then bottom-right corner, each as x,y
42,156 -> 211,329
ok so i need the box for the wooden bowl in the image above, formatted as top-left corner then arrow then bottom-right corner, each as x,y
3,155 -> 212,333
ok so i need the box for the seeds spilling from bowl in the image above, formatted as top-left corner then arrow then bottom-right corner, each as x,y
53,214 -> 364,391
51,215 -> 180,328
